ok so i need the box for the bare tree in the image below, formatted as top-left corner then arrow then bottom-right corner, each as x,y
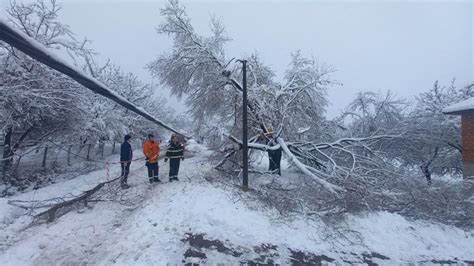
403,80 -> 467,176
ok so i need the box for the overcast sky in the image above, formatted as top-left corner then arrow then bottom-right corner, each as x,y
2,0 -> 473,117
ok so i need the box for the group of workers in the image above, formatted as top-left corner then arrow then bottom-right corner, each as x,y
119,133 -> 185,189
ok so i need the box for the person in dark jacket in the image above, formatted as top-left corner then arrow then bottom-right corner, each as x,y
164,134 -> 184,182
268,146 -> 282,175
120,134 -> 133,189
266,134 -> 282,176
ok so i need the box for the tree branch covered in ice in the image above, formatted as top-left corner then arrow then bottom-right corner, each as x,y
0,0 -> 184,186
149,0 -> 419,195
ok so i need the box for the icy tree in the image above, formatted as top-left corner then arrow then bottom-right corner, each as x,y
341,91 -> 407,136
81,57 -> 174,143
340,81 -> 471,179
403,81 -> 470,176
0,0 -> 178,185
149,0 -> 409,194
0,0 -> 92,181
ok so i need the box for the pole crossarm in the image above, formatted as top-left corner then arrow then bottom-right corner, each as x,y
0,19 -> 190,139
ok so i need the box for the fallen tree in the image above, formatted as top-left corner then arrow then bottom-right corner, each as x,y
149,0 -> 349,193
8,176 -> 120,224
147,0 -> 417,195
35,176 -> 120,223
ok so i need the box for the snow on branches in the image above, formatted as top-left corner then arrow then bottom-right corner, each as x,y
150,0 -> 389,194
0,0 -> 182,185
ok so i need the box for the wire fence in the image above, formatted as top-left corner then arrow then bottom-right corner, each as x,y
2,140 -> 144,177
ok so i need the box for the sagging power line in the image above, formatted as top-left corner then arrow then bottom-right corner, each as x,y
0,19 -> 189,139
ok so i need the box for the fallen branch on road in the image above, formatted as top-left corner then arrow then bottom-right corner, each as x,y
30,177 -> 120,224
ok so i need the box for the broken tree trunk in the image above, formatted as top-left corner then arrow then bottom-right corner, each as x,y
276,138 -> 342,194
33,176 -> 120,223
223,134 -> 342,194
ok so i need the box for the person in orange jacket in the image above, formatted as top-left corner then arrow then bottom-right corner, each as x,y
143,134 -> 161,183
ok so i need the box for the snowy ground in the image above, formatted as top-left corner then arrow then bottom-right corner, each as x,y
1,141 -> 473,265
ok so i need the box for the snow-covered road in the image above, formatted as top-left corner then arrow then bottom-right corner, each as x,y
1,141 -> 473,265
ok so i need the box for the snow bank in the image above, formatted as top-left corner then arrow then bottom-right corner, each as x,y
348,211 -> 474,262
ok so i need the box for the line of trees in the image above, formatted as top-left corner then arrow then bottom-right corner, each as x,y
0,0 -> 180,185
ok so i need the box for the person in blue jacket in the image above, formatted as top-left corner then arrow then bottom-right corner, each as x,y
120,134 -> 133,189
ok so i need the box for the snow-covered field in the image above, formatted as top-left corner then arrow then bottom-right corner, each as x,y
1,141 -> 473,265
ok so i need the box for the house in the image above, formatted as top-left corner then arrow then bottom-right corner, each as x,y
443,98 -> 474,178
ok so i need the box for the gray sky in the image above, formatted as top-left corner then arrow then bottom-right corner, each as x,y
2,0 -> 473,117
